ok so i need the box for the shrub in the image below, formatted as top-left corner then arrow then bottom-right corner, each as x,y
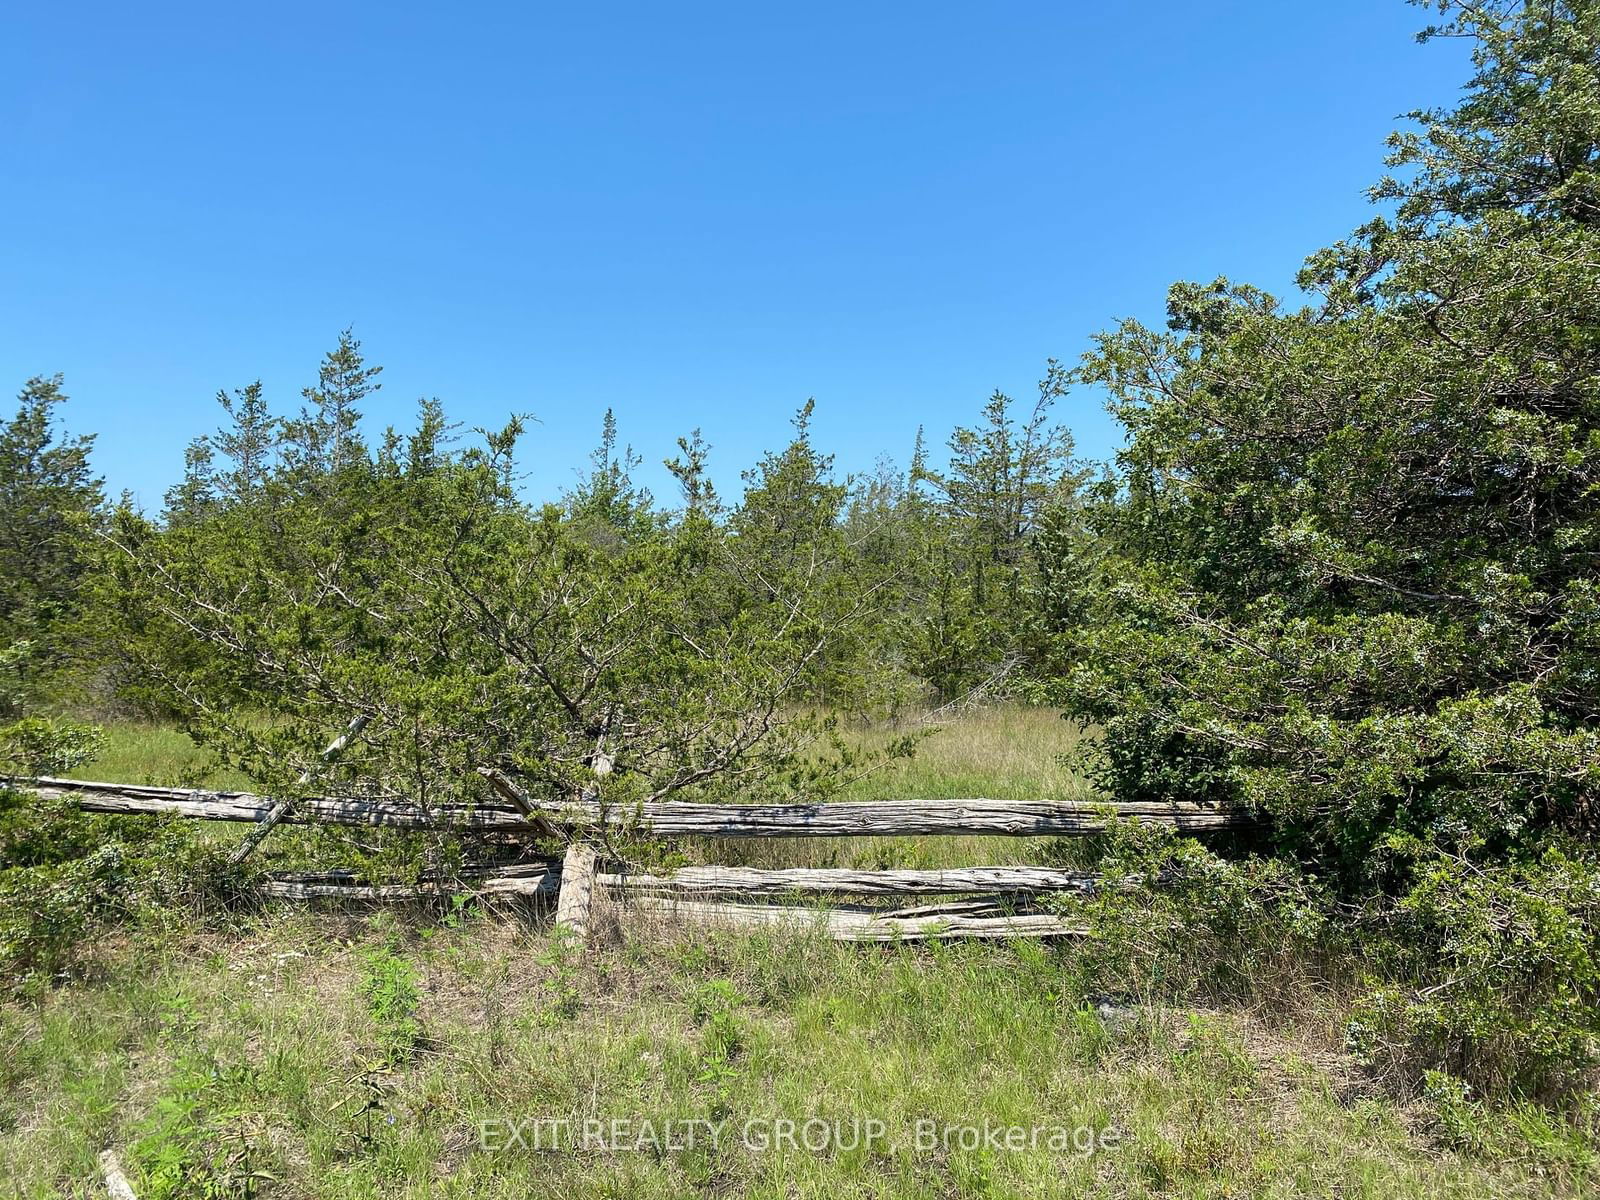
1052,820 -> 1336,1005
0,714 -> 103,775
1037,2 -> 1600,1104
1348,848 -> 1600,1102
0,786 -> 232,988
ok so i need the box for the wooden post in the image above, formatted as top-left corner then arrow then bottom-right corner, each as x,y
554,843 -> 598,942
100,1150 -> 138,1200
227,714 -> 369,866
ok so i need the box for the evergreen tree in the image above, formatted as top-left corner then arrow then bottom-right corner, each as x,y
1047,0 -> 1600,881
282,329 -> 381,483
567,408 -> 653,537
913,365 -> 1086,700
0,376 -> 102,684
213,381 -> 279,501
664,428 -> 718,517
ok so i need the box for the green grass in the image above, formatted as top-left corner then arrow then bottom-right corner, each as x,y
70,705 -> 1090,801
717,705 -> 1098,871
836,705 -> 1096,805
1,911 -> 1588,1199
64,718 -> 249,790
5,706 -> 1593,1197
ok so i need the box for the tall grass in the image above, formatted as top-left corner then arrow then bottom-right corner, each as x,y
69,705 -> 1091,803
716,704 -> 1098,870
837,704 -> 1097,804
0,909 -> 1587,1198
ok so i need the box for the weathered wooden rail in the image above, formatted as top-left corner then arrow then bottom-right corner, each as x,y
256,866 -> 1092,941
623,899 -> 1089,942
605,864 -> 1104,896
10,773 -> 1238,943
19,776 -> 1242,837
257,863 -> 1101,901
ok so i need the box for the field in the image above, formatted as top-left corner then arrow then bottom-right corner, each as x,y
3,708 -> 1593,1198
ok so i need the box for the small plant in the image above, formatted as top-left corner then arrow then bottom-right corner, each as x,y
133,1054 -> 273,1200
1423,1070 -> 1492,1152
359,941 -> 423,1065
535,935 -> 583,1026
690,979 -> 747,1120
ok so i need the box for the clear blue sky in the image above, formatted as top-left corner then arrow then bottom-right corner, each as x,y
1,1 -> 1470,510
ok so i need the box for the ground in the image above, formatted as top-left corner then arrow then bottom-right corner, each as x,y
1,709 -> 1593,1198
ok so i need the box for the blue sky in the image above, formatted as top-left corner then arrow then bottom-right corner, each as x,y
1,2 -> 1470,510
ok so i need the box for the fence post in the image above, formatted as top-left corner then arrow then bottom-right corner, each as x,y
554,843 -> 598,943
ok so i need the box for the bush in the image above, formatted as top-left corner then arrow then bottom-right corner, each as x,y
1036,3 -> 1600,1108
1051,820 -> 1336,1004
0,786 -> 234,988
1348,848 -> 1600,1102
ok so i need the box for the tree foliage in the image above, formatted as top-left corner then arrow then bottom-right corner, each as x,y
0,376 -> 102,694
105,344 -> 904,831
1042,0 -> 1600,1096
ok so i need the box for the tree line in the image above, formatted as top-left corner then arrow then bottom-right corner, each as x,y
0,331 -> 1089,802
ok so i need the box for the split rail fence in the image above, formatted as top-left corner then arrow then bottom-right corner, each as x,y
17,774 -> 1244,944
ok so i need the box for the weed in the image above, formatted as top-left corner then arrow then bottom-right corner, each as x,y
359,942 -> 423,1065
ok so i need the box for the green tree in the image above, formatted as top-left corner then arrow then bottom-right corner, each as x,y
212,381 -> 279,502
0,376 -> 102,694
1043,0 -> 1600,1097
282,328 -> 381,484
731,400 -> 845,567
728,401 -> 889,707
567,408 -> 654,539
102,363 -> 884,859
664,428 -> 719,517
914,366 -> 1087,701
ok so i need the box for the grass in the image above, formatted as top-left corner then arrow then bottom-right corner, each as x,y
836,705 -> 1097,805
63,717 -> 249,790
67,705 -> 1092,801
3,706 -> 1594,1197
716,705 -> 1098,872
1,910 -> 1588,1199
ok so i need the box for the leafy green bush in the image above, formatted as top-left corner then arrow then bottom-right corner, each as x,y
1348,848 -> 1600,1101
0,698 -> 244,989
0,711 -> 104,776
0,720 -> 235,987
1051,820 -> 1336,1004
0,810 -> 231,987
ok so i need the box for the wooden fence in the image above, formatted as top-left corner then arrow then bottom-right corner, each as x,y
15,774 -> 1242,943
